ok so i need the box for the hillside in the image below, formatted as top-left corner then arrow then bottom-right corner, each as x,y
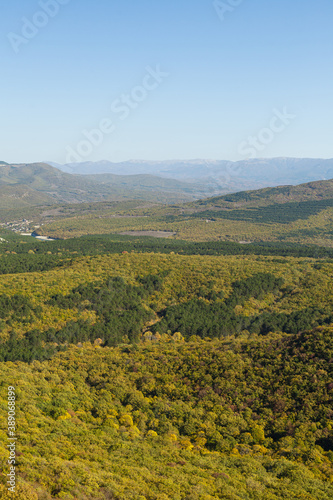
85,172 -> 207,195
25,178 -> 333,247
1,330 -> 333,499
0,163 -> 207,208
192,178 -> 333,210
0,174 -> 332,246
0,163 -> 116,206
0,244 -> 332,498
0,239 -> 332,358
0,184 -> 54,209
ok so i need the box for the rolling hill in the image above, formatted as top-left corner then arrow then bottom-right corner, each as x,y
0,163 -> 209,208
0,174 -> 333,499
190,179 -> 333,210
3,177 -> 326,249
0,247 -> 333,498
1,163 -> 332,247
0,184 -> 54,209
2,159 -> 332,211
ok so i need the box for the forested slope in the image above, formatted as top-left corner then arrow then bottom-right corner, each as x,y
1,331 -> 333,499
0,238 -> 332,498
0,249 -> 332,354
28,178 -> 333,246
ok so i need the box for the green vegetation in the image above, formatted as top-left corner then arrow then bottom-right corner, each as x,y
0,252 -> 72,275
1,264 -> 332,367
0,247 -> 331,497
189,198 -> 333,224
2,231 -> 333,270
0,176 -> 332,247
153,273 -> 332,338
1,328 -> 333,499
196,179 -> 333,207
23,179 -> 331,247
0,162 -> 206,208
0,177 -> 333,498
0,184 -> 54,209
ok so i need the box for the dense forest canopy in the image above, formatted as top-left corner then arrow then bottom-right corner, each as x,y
0,227 -> 332,498
1,330 -> 333,499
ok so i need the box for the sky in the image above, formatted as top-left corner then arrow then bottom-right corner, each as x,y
0,0 -> 332,164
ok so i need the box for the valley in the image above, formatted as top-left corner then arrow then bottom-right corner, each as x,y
0,162 -> 332,499
6,177 -> 330,248
3,1 -> 332,497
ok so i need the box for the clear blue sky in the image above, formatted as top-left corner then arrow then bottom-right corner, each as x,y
1,0 -> 332,164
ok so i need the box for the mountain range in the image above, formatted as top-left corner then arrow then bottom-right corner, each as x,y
0,162 -> 208,208
49,157 -> 333,191
1,158 -> 333,211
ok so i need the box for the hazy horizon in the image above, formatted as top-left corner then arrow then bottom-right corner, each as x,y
2,156 -> 333,167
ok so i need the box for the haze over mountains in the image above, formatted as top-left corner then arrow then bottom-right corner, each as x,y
0,158 -> 333,211
0,162 -> 208,208
49,157 -> 333,192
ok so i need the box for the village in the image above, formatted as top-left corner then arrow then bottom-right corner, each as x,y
0,220 -> 55,240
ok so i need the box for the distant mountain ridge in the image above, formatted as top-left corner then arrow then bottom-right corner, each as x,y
49,157 -> 333,192
1,159 -> 333,211
0,162 -> 209,209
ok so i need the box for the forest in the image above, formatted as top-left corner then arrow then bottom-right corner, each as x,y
0,328 -> 333,499
188,198 -> 333,224
1,0 -> 333,494
0,229 -> 332,498
2,231 -> 333,273
16,178 -> 330,247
